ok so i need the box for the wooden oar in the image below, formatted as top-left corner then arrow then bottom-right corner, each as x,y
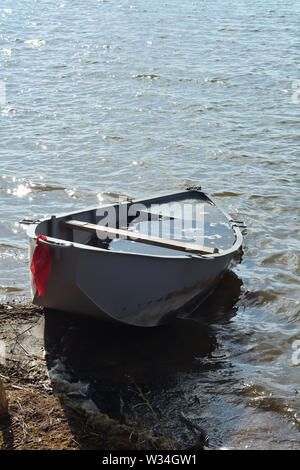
61,220 -> 222,255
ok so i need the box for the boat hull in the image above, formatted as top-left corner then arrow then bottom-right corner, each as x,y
29,239 -> 233,326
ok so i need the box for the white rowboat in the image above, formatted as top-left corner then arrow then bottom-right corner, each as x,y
23,188 -> 243,327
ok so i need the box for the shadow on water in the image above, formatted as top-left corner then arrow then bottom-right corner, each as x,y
44,270 -> 243,448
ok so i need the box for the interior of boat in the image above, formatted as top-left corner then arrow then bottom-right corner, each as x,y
35,190 -> 236,256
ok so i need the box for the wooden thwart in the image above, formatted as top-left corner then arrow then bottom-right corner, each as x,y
61,220 -> 222,255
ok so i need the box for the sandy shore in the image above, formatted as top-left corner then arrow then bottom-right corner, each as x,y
0,303 -> 180,450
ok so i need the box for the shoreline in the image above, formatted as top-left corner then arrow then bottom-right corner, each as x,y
0,302 -> 181,450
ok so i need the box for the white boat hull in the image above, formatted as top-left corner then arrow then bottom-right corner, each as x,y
30,241 -> 233,326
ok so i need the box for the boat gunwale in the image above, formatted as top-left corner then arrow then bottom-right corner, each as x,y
25,189 -> 243,260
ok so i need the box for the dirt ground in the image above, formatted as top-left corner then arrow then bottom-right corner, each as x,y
0,303 -> 179,450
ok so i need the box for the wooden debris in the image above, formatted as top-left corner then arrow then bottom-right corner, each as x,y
0,379 -> 8,420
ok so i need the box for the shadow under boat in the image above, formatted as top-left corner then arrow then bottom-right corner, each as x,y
43,270 -> 243,449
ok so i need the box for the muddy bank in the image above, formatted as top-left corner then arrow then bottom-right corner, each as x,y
0,303 -> 199,450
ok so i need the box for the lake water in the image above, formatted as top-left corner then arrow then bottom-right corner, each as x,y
0,0 -> 299,449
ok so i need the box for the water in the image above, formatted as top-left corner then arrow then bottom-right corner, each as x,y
0,0 -> 299,449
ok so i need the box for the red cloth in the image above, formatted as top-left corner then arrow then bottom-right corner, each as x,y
30,235 -> 52,297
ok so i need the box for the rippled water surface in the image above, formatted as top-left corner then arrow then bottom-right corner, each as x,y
0,0 -> 299,449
